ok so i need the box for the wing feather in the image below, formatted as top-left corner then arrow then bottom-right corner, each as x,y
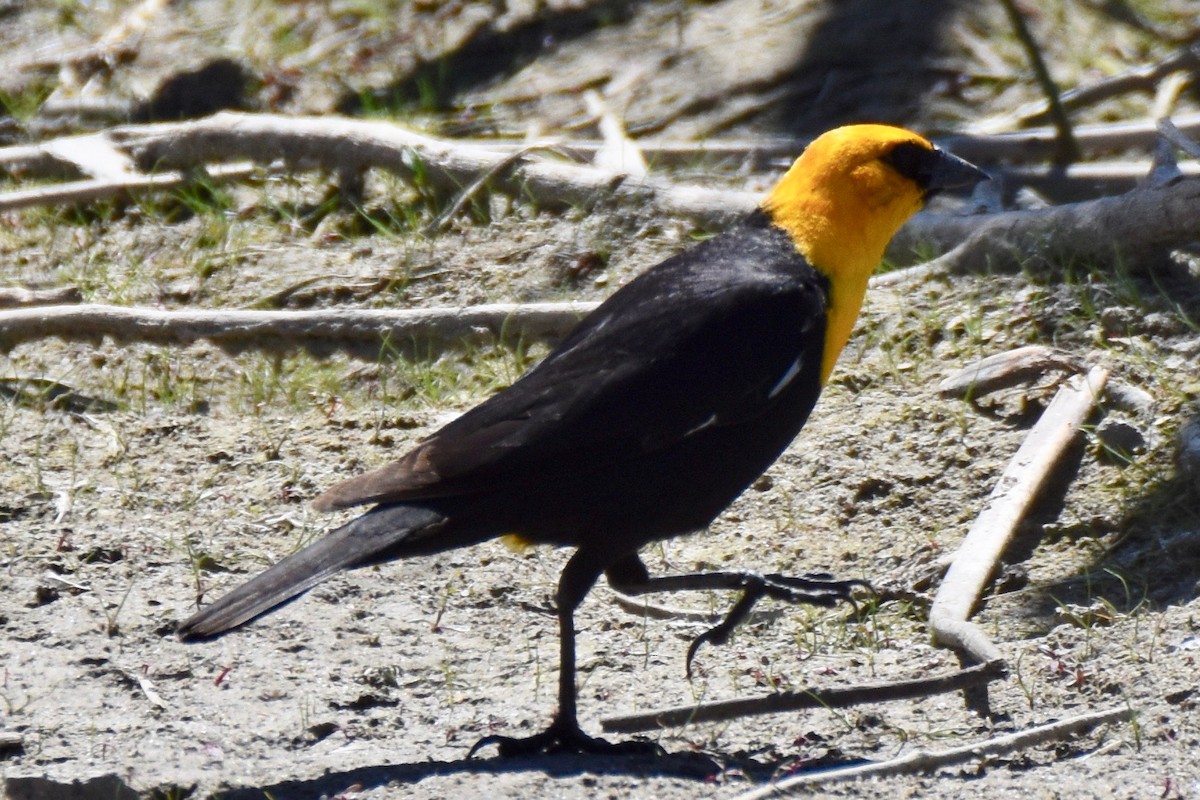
314,227 -> 827,511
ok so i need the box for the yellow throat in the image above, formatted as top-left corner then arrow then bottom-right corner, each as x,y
762,125 -> 934,383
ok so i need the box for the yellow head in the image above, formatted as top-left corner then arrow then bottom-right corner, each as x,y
762,124 -> 986,381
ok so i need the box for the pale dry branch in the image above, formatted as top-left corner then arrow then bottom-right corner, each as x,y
942,112 -> 1200,162
930,366 -> 1110,666
890,175 -> 1200,270
729,706 -> 1133,798
110,112 -> 759,228
0,162 -> 257,213
6,113 -> 1199,286
0,286 -> 82,309
38,133 -> 139,180
937,346 -> 1086,400
0,302 -> 599,360
601,661 -> 1007,734
470,113 -> 1200,167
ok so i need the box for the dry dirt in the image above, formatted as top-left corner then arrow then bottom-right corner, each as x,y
2,1 -> 1200,799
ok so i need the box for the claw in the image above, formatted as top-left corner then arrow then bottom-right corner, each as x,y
684,573 -> 867,678
468,717 -> 663,758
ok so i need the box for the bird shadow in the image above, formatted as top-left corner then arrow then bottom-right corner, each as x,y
211,746 -> 847,800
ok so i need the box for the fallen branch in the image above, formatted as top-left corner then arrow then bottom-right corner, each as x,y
729,706 -> 1133,798
600,660 -> 1007,734
0,302 -> 599,359
890,174 -> 1200,271
0,114 -> 982,261
8,113 -> 1200,282
936,345 -> 1085,400
930,366 -> 1110,667
9,114 -> 1198,183
110,112 -> 759,229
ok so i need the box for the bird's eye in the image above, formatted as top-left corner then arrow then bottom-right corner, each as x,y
881,142 -> 934,187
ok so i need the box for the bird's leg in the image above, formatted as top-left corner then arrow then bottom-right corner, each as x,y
605,553 -> 867,676
468,549 -> 662,758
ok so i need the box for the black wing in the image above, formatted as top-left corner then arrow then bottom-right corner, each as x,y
314,224 -> 828,508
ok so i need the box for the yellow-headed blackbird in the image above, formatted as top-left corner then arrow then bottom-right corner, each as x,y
178,125 -> 987,756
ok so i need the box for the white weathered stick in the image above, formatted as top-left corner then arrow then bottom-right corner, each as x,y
0,302 -> 600,358
0,286 -> 82,308
6,113 -> 1197,180
730,706 -> 1133,799
942,111 -> 1200,162
0,162 -> 257,212
936,345 -> 1086,400
929,366 -> 1110,665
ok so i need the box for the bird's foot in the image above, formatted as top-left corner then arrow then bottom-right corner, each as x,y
685,573 -> 869,677
468,718 -> 663,758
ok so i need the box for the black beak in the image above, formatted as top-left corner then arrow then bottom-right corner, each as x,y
883,142 -> 989,199
925,147 -> 990,196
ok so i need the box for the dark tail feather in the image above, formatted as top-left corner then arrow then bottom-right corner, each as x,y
177,504 -> 446,641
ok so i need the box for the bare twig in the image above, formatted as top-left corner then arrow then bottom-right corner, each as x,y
970,42 -> 1200,134
0,286 -> 83,309
422,144 -> 554,236
600,660 -> 1007,734
930,366 -> 1109,666
0,302 -> 599,359
247,275 -> 393,310
998,0 -> 1079,163
996,159 -> 1200,201
610,592 -> 725,622
936,346 -> 1086,400
1158,118 -> 1200,160
729,706 -> 1133,798
0,162 -> 257,213
942,112 -> 1200,163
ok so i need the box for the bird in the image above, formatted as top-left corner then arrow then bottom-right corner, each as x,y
177,124 -> 988,757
